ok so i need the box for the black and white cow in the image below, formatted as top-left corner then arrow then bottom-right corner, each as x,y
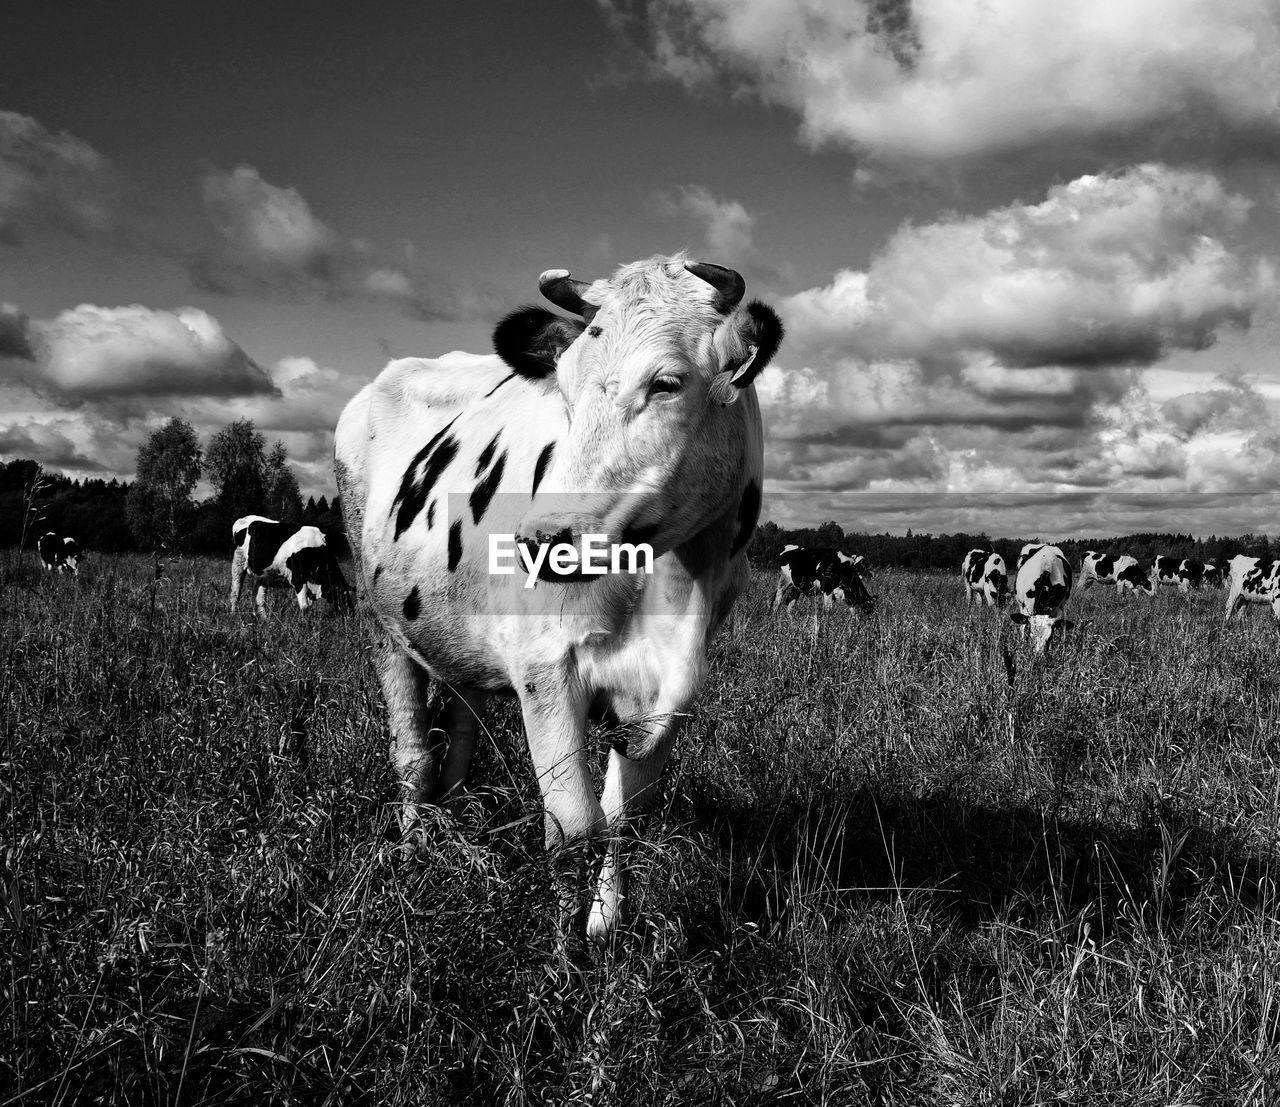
37,532 -> 83,576
1153,555 -> 1182,590
961,549 -> 1007,607
1178,558 -> 1220,592
1223,555 -> 1280,622
1009,543 -> 1074,653
772,545 -> 876,616
335,254 -> 783,944
230,515 -> 352,617
1078,551 -> 1155,596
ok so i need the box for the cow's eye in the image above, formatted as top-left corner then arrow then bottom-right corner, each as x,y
649,375 -> 683,396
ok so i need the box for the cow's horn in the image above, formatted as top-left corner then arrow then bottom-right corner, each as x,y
539,269 -> 597,321
684,261 -> 745,312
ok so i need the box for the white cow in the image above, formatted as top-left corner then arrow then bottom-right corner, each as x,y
961,549 -> 1006,607
230,515 -> 351,617
335,254 -> 783,944
1223,555 -> 1280,622
1009,543 -> 1074,653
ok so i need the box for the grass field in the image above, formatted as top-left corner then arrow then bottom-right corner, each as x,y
4,549 -> 1280,1105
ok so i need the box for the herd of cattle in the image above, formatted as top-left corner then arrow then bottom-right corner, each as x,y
25,254 -> 1280,944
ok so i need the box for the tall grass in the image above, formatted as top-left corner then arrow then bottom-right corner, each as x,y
2,553 -> 1278,1104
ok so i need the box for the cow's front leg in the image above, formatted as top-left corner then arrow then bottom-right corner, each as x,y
254,583 -> 269,618
376,635 -> 443,833
229,561 -> 244,612
588,710 -> 684,945
518,669 -> 600,937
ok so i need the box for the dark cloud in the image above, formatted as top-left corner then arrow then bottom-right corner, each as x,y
0,111 -> 123,241
0,304 -> 35,360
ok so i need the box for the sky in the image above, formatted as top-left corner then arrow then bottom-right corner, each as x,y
2,0 -> 1280,539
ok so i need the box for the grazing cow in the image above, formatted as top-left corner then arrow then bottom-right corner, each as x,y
772,545 -> 876,615
961,549 -> 1007,607
230,515 -> 352,617
37,532 -> 83,576
1078,551 -> 1155,596
1223,555 -> 1280,622
335,254 -> 783,944
1009,543 -> 1074,653
1153,555 -> 1182,589
1177,558 -> 1219,592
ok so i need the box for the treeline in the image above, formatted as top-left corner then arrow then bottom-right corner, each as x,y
747,521 -> 1276,572
1,417 -> 342,556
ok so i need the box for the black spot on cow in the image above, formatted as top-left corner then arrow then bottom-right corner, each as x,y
730,480 -> 761,558
1017,543 -> 1045,570
242,520 -> 292,574
427,500 -> 436,529
448,520 -> 463,572
1094,554 -> 1117,578
470,450 -> 506,525
965,550 -> 987,585
372,565 -> 383,584
531,442 -> 556,497
1116,561 -> 1151,591
483,373 -> 514,398
475,431 -> 502,477
587,325 -> 602,338
403,585 -> 421,621
1243,559 -> 1275,594
524,681 -> 536,695
284,543 -> 351,603
392,417 -> 460,540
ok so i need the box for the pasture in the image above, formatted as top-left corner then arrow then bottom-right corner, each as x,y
3,550 -> 1280,1105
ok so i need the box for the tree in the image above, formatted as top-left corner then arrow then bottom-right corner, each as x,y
264,441 -> 303,524
126,418 -> 202,549
205,419 -> 267,520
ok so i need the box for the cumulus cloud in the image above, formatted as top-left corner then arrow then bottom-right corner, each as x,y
783,165 -> 1273,372
657,184 -> 756,257
0,111 -> 122,242
192,165 -> 495,320
9,304 -> 279,400
606,0 -> 1280,164
757,165 -> 1277,504
0,420 -> 108,471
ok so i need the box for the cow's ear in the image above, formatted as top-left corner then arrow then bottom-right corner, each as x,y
493,307 -> 586,379
1009,612 -> 1029,625
713,301 -> 783,400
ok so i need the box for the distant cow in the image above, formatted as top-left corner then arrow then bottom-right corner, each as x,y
961,549 -> 1006,607
772,545 -> 876,615
37,532 -> 83,576
1153,555 -> 1182,589
1177,559 -> 1220,592
1079,551 -> 1155,596
1223,555 -> 1280,623
1009,544 -> 1074,653
230,515 -> 351,617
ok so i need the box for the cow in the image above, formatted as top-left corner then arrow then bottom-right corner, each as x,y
772,545 -> 876,616
37,532 -> 83,576
961,549 -> 1006,607
1223,555 -> 1280,622
1177,558 -> 1220,593
230,515 -> 352,617
334,254 -> 784,945
1153,555 -> 1182,589
1009,543 -> 1074,653
1078,551 -> 1155,596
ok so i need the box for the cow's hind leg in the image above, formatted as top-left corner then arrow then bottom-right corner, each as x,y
589,715 -> 683,945
376,635 -> 445,834
437,687 -> 484,801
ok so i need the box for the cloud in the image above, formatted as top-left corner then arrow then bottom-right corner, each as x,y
755,165 -> 1277,502
607,0 -> 1280,164
192,165 -> 496,320
0,420 -> 108,471
783,165 -> 1272,372
0,111 -> 123,242
657,184 -> 756,257
0,304 -> 35,360
0,303 -> 277,401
